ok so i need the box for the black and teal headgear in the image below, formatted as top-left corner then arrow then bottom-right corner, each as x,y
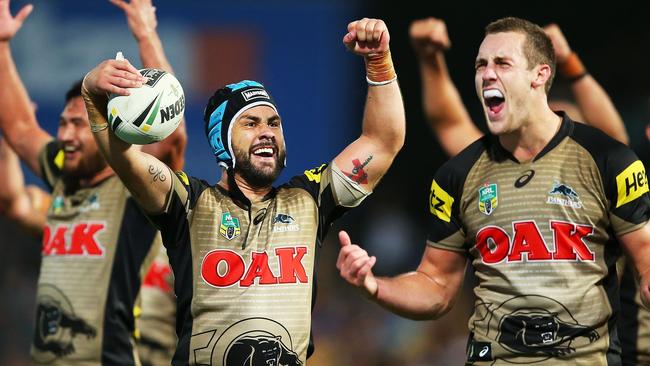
203,80 -> 281,169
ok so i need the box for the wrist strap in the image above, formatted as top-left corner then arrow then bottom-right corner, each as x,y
365,50 -> 397,86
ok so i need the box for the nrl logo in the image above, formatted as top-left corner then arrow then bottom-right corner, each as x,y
220,212 -> 241,240
478,183 -> 498,216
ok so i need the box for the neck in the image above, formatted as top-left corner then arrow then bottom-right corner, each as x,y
219,169 -> 272,203
498,104 -> 562,163
78,166 -> 114,188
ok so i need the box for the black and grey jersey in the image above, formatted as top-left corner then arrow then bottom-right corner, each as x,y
32,141 -> 161,365
426,114 -> 650,365
150,163 -> 353,366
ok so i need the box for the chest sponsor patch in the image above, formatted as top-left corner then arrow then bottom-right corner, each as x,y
201,246 -> 308,288
616,160 -> 648,208
42,222 -> 107,257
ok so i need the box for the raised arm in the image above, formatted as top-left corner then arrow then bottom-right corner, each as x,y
0,136 -> 49,236
618,222 -> 650,309
110,0 -> 187,170
411,17 -> 482,157
82,59 -> 171,214
544,23 -> 628,144
0,0 -> 51,174
333,18 -> 405,191
337,231 -> 467,320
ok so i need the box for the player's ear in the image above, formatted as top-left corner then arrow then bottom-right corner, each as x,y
531,63 -> 551,90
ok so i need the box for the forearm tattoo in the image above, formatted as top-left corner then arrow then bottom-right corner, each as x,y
342,155 -> 372,184
148,164 -> 167,182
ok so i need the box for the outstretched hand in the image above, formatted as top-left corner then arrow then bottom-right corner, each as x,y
83,58 -> 144,97
109,0 -> 157,41
0,0 -> 32,42
343,18 -> 390,57
336,230 -> 378,298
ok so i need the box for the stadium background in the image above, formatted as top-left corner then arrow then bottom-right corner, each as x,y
2,1 -> 650,365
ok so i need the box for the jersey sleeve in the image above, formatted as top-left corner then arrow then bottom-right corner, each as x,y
603,145 -> 650,236
426,161 -> 468,253
282,162 -> 369,240
38,140 -> 63,191
148,170 -> 210,248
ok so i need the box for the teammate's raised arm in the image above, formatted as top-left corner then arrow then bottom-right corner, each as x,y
544,23 -> 628,144
411,17 -> 481,156
110,0 -> 172,72
111,0 -> 187,170
0,136 -> 49,236
334,18 -> 405,191
82,58 -> 171,214
0,0 -> 52,174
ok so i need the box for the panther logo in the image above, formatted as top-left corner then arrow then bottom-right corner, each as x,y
226,335 -> 301,366
471,295 -> 600,363
498,311 -> 599,357
192,318 -> 303,365
32,284 -> 97,362
549,181 -> 579,199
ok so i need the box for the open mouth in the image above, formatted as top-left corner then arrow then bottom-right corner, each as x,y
63,145 -> 79,157
483,89 -> 505,115
251,145 -> 276,159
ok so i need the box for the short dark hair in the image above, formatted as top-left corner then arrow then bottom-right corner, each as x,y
65,79 -> 83,103
485,17 -> 556,93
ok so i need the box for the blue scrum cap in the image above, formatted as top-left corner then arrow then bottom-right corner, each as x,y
203,80 -> 281,169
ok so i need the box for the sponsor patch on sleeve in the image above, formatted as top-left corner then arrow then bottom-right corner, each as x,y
175,171 -> 190,186
54,149 -> 64,170
429,179 -> 454,223
616,160 -> 649,208
304,164 -> 326,183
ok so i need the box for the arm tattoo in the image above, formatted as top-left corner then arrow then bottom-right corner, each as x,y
342,155 -> 372,184
148,164 -> 167,182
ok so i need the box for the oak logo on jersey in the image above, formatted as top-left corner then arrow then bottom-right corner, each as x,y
201,247 -> 309,288
478,183 -> 498,215
143,260 -> 174,293
42,222 -> 107,257
273,213 -> 300,233
546,181 -> 582,209
473,295 -> 599,362
192,318 -> 302,365
429,179 -> 454,223
32,284 -> 97,363
616,160 -> 649,208
475,220 -> 594,264
220,212 -> 241,240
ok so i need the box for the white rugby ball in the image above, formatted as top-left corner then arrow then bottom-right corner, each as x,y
107,68 -> 185,144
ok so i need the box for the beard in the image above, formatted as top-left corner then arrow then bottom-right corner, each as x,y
233,143 -> 285,188
62,149 -> 109,180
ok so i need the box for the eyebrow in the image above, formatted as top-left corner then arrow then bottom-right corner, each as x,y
239,114 -> 281,123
